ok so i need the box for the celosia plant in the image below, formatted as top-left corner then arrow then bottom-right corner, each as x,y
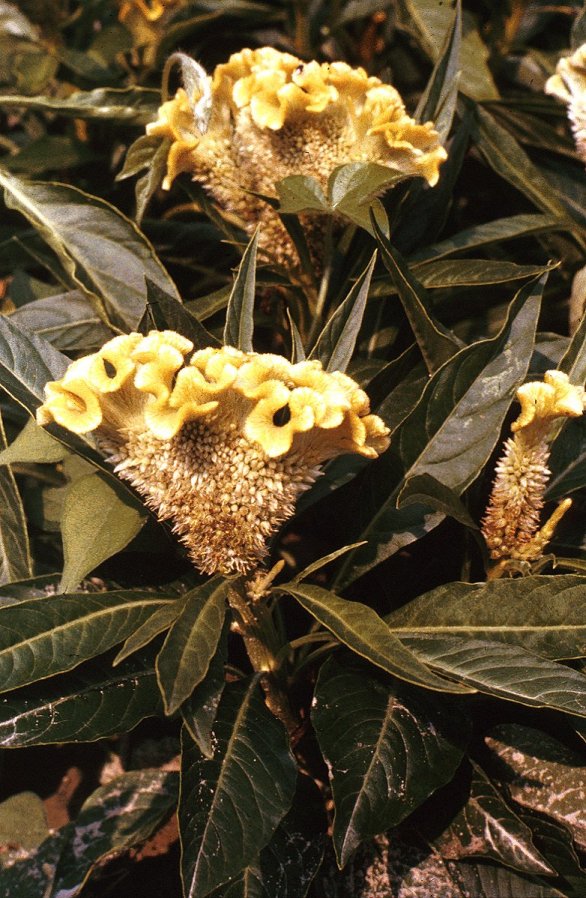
0,3 -> 586,897
546,43 -> 586,164
144,47 -> 447,269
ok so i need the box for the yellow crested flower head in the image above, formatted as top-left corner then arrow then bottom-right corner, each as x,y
145,47 -> 447,269
482,370 -> 585,564
37,332 -> 389,575
545,43 -> 586,164
118,0 -> 184,49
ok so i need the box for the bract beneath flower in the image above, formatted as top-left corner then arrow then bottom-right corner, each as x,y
145,47 -> 447,270
37,331 -> 390,575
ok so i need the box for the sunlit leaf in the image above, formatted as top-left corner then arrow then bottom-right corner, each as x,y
0,86 -> 160,123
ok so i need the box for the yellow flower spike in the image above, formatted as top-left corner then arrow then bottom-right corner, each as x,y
143,47 -> 447,272
87,334 -> 142,393
482,370 -> 585,566
37,332 -> 390,575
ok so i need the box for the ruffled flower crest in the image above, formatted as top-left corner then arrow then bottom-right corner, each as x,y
145,47 -> 447,269
37,332 -> 389,575
481,370 -> 585,566
545,43 -> 586,164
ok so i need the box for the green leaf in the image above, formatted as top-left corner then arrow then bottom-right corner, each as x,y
486,724 -> 586,848
520,811 -> 586,898
327,163 -> 402,232
223,228 -> 259,351
292,542 -> 367,583
386,574 -> 586,660
0,411 -> 32,584
118,135 -> 171,224
0,306 -> 69,408
309,252 -> 376,372
0,168 -> 180,331
50,771 -> 178,897
144,278 -> 219,349
434,761 -> 553,874
0,589 -> 169,692
407,258 -> 558,289
336,274 -> 542,586
372,215 -> 462,373
0,828 -> 70,898
156,579 -> 228,715
181,619 -> 228,759
0,791 -> 49,851
113,600 -> 181,665
59,472 -> 147,593
286,309 -> 305,363
278,582 -> 471,694
313,656 -> 468,866
452,857 -> 566,898
180,677 -> 297,897
415,0 -> 461,141
0,86 -> 160,123
400,635 -> 586,716
547,417 -> 586,500
7,290 -> 111,351
275,175 -> 328,215
0,652 -> 162,747
397,473 -> 479,529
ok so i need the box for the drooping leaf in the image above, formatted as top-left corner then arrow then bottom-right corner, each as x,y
313,656 -> 468,866
0,651 -> 162,747
0,590 -> 170,693
0,86 -> 160,123
336,274 -> 542,586
386,574 -> 586,660
7,290 -> 111,351
144,278 -> 219,348
486,724 -> 586,848
0,411 -> 32,584
180,677 -> 297,898
181,618 -> 228,758
434,761 -> 553,874
50,771 -> 178,897
309,252 -> 376,372
278,582 -> 471,694
223,228 -> 258,351
59,471 -> 147,593
0,168 -> 180,331
397,474 -> 479,529
156,578 -> 228,715
114,600 -> 182,665
401,635 -> 586,716
372,215 -> 462,372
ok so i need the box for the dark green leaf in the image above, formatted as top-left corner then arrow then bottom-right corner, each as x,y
223,228 -> 258,351
0,652 -> 162,747
180,677 -> 297,897
114,600 -> 181,665
434,761 -> 552,874
156,579 -> 228,715
292,542 -> 367,583
452,857 -> 566,897
309,252 -> 376,372
0,86 -> 160,123
286,309 -> 305,363
415,0 -> 461,141
0,827 -> 70,897
547,417 -> 586,501
0,411 -> 32,584
401,635 -> 586,716
7,290 -> 111,351
278,582 -> 471,693
50,771 -> 178,897
0,589 -> 170,692
181,618 -> 228,758
397,473 -> 479,529
520,811 -> 586,898
145,278 -> 219,348
59,472 -> 147,593
486,724 -> 586,848
386,574 -> 586,660
373,215 -> 462,372
313,657 -> 468,866
0,169 -> 180,331
0,308 -> 69,408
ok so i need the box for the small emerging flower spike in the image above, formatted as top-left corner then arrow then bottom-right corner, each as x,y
145,48 -> 447,271
481,370 -> 585,565
37,333 -> 390,576
545,43 -> 586,165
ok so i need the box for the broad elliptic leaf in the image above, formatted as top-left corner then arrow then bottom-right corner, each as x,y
7,290 -> 111,351
275,175 -> 328,215
156,579 -> 228,715
386,574 -> 586,660
223,228 -> 259,352
181,618 -> 228,759
309,252 -> 376,373
486,724 -> 586,848
400,635 -> 586,716
0,651 -> 162,747
278,582 -> 471,694
0,86 -> 160,123
434,761 -> 552,875
336,276 -> 542,586
0,168 -> 180,331
145,278 -> 219,348
59,472 -> 147,593
0,411 -> 32,584
0,589 -> 170,693
313,657 -> 468,866
373,215 -> 461,373
180,678 -> 297,898
50,770 -> 179,898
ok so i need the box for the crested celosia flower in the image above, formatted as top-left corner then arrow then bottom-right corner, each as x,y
118,0 -> 184,49
545,43 -> 586,164
37,332 -> 389,575
145,47 -> 447,269
482,370 -> 585,563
